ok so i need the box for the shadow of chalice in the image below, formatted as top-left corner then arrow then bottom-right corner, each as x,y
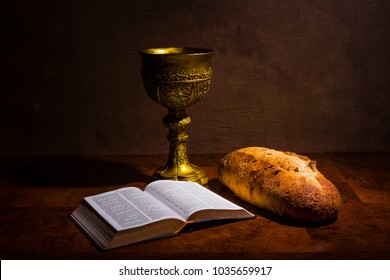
140,47 -> 213,185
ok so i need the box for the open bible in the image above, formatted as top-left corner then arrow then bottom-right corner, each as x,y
70,180 -> 255,250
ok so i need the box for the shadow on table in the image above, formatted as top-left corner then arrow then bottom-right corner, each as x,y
8,156 -> 150,187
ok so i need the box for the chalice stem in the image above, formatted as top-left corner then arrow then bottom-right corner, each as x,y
152,108 -> 208,185
165,109 -> 191,170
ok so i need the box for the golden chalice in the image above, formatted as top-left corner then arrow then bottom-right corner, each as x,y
140,47 -> 213,185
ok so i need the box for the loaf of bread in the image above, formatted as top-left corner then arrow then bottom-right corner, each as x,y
218,147 -> 341,223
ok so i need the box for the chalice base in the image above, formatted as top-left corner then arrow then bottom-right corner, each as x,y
152,162 -> 209,186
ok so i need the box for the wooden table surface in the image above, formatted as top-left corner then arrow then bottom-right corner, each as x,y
0,153 -> 389,260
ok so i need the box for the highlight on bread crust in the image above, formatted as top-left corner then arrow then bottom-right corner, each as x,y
218,147 -> 342,223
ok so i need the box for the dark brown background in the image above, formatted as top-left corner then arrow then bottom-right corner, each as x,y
2,0 -> 389,156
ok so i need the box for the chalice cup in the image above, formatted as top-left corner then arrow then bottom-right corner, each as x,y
140,47 -> 213,185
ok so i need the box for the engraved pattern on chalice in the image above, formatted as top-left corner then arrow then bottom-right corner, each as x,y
140,47 -> 213,185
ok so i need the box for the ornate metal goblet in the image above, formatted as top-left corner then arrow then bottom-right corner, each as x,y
140,47 -> 213,185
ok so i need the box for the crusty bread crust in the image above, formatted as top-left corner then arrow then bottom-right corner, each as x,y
218,147 -> 341,222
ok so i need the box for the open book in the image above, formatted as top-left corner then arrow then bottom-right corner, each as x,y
70,180 -> 255,250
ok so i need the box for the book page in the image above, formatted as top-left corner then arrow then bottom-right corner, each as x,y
85,187 -> 183,231
145,180 -> 244,219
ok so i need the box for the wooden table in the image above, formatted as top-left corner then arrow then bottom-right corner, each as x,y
0,153 -> 389,259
